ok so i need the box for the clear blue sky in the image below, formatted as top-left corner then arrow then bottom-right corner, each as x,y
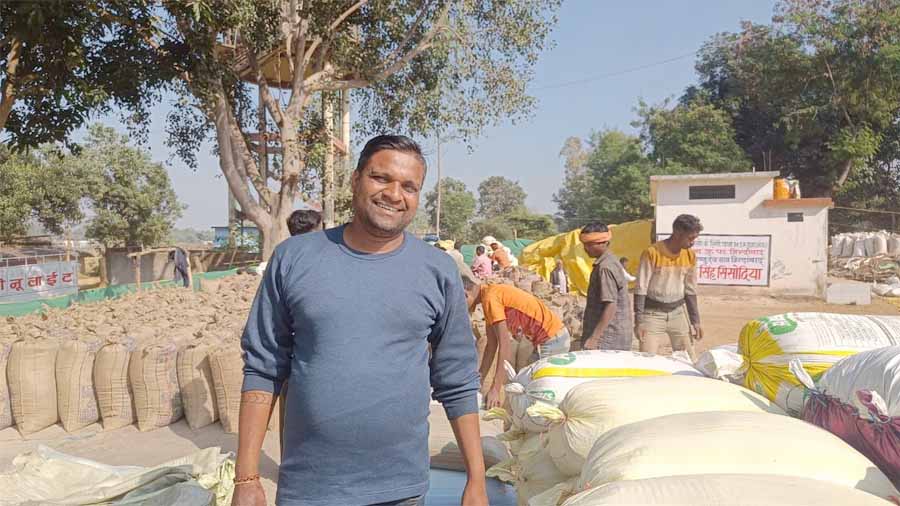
96,0 -> 777,230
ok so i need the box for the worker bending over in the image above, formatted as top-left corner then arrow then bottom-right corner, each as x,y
464,279 -> 569,409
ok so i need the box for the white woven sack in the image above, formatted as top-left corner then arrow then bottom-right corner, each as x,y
558,474 -> 897,506
504,350 -> 701,433
532,375 -> 784,476
530,410 -> 899,506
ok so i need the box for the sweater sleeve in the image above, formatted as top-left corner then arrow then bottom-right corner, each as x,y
241,247 -> 295,395
429,272 -> 481,420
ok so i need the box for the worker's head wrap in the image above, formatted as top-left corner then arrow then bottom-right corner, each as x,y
580,229 -> 612,244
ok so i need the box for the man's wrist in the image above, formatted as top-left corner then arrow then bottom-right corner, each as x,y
466,474 -> 487,486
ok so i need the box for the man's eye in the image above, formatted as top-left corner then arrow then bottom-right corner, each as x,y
403,184 -> 419,193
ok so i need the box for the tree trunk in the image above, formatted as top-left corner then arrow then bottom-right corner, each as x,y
834,158 -> 854,191
210,91 -> 279,259
322,93 -> 335,228
263,208 -> 291,261
0,36 -> 23,132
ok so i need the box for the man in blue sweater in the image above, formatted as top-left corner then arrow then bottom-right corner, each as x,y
233,135 -> 487,506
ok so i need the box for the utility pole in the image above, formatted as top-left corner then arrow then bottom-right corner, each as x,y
436,134 -> 442,237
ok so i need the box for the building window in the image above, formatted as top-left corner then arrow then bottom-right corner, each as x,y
689,184 -> 736,200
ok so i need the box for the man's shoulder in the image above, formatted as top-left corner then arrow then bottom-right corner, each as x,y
275,229 -> 332,256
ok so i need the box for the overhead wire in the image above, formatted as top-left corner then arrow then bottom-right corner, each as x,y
531,51 -> 699,91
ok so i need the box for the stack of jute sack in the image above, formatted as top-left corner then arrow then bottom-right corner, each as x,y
0,275 -> 261,436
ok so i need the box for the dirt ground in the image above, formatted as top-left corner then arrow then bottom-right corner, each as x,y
694,285 -> 900,353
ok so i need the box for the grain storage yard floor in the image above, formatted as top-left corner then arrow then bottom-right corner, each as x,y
0,404 -> 515,505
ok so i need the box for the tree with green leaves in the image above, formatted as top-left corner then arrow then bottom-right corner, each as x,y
477,176 -> 527,219
635,98 -> 751,173
159,0 -> 561,259
554,130 -> 656,228
504,211 -> 556,240
79,125 -> 184,248
692,0 -> 900,196
0,1 -> 173,147
553,136 -> 594,231
425,177 -> 475,240
0,146 -> 88,239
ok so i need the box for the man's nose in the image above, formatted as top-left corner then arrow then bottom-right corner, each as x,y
382,182 -> 402,202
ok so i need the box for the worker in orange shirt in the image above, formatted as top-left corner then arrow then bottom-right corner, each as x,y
490,242 -> 512,271
463,278 -> 569,409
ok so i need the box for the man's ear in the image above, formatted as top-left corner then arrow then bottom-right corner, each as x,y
350,168 -> 360,192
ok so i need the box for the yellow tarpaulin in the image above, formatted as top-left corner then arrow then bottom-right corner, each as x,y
519,220 -> 653,296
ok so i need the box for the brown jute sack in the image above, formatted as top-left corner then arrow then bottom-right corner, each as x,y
7,339 -> 59,434
209,346 -> 243,434
0,340 -> 13,430
94,340 -> 136,429
176,343 -> 218,430
56,339 -> 101,432
130,343 -> 183,431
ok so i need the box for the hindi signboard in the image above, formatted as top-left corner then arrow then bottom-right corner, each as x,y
657,234 -> 771,287
0,261 -> 79,303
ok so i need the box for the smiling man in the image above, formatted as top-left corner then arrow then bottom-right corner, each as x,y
233,135 -> 487,506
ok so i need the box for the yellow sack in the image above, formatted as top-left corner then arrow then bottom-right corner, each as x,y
738,312 -> 900,409
519,220 -> 652,295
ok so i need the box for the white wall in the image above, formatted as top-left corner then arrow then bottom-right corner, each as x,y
655,177 -> 828,297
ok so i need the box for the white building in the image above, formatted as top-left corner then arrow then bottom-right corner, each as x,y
650,171 -> 833,297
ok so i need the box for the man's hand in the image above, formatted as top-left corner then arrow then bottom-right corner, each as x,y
231,481 -> 266,506
692,324 -> 704,341
583,337 -> 600,350
484,387 -> 502,410
462,479 -> 489,506
634,324 -> 647,342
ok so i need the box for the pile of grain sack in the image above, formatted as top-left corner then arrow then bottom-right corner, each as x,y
832,232 -> 900,259
0,274 -> 261,435
830,232 -> 900,285
732,312 -> 900,492
483,313 -> 900,505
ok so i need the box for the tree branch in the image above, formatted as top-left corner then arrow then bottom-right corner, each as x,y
307,1 -> 449,93
210,92 -> 267,226
381,0 -> 434,67
287,0 -> 310,116
247,45 -> 286,128
824,59 -> 854,127
304,0 -> 370,67
225,103 -> 273,209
